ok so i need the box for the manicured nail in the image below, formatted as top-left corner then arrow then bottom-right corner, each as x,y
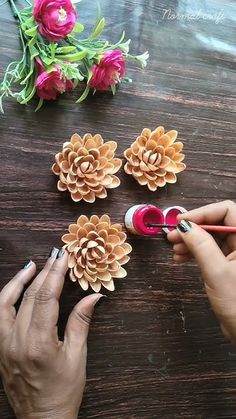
56,248 -> 65,259
177,220 -> 192,233
23,260 -> 33,269
94,295 -> 107,307
49,247 -> 59,258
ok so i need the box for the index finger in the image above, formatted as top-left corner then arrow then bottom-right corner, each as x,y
178,200 -> 236,226
0,262 -> 36,329
30,249 -> 68,339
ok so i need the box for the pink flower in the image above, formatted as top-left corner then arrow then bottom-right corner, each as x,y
35,58 -> 74,100
90,50 -> 125,91
33,0 -> 77,41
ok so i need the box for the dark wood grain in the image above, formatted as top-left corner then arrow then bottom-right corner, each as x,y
1,0 -> 236,417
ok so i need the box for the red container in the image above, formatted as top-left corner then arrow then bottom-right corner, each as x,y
124,204 -> 164,236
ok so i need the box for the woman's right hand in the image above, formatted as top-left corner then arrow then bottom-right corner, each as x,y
167,200 -> 236,344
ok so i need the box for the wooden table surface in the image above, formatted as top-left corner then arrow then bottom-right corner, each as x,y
1,0 -> 236,417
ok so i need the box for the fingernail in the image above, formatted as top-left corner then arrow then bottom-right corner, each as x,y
177,220 -> 192,233
94,295 -> 107,307
56,248 -> 65,259
23,260 -> 33,269
49,247 -> 59,258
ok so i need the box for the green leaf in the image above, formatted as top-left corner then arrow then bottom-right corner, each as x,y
48,43 -> 57,57
133,51 -> 149,68
28,37 -> 36,48
59,62 -> 84,81
0,95 -> 5,114
25,26 -> 38,37
111,84 -> 116,96
95,1 -> 102,22
21,16 -> 35,30
76,85 -> 90,103
55,50 -> 87,62
73,79 -> 79,88
20,6 -> 33,17
30,45 -> 39,60
35,97 -> 44,112
117,31 -> 126,44
90,17 -> 105,40
20,86 -> 36,104
102,41 -> 109,49
118,39 -> 131,54
122,76 -> 133,83
20,72 -> 35,100
73,22 -> 84,33
46,65 -> 56,73
87,68 -> 93,82
20,57 -> 35,85
83,61 -> 93,81
19,78 -> 34,102
21,23 -> 27,31
25,16 -> 35,26
39,49 -> 47,57
86,49 -> 99,60
56,46 -> 77,54
41,56 -> 54,66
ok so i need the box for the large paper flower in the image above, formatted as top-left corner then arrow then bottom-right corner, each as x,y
62,215 -> 132,292
89,50 -> 125,91
35,58 -> 74,100
124,126 -> 186,191
52,133 -> 122,203
33,0 -> 77,41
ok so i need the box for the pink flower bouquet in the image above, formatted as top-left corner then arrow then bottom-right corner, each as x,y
0,0 -> 149,112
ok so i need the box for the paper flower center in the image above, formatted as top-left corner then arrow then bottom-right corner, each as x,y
77,238 -> 106,266
139,150 -> 161,172
142,150 -> 159,164
80,161 -> 93,174
58,7 -> 68,22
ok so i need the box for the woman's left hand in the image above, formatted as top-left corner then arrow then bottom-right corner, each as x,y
0,248 -> 103,419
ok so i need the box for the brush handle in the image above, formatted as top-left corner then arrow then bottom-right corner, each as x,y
147,224 -> 236,233
200,225 -> 236,233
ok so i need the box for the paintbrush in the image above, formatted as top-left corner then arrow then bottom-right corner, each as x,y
147,224 -> 236,233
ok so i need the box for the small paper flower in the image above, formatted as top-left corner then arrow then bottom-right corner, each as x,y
62,214 -> 132,292
52,133 -> 122,203
33,0 -> 77,41
124,126 -> 186,191
89,50 -> 125,91
35,58 -> 74,100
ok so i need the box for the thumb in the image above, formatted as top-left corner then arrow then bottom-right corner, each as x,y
177,220 -> 227,287
64,293 -> 104,351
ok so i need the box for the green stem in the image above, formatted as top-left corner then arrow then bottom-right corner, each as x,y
19,27 -> 26,51
8,0 -> 22,22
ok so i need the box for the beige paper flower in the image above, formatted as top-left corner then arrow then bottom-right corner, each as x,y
62,214 -> 132,292
124,126 -> 186,191
52,133 -> 122,203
